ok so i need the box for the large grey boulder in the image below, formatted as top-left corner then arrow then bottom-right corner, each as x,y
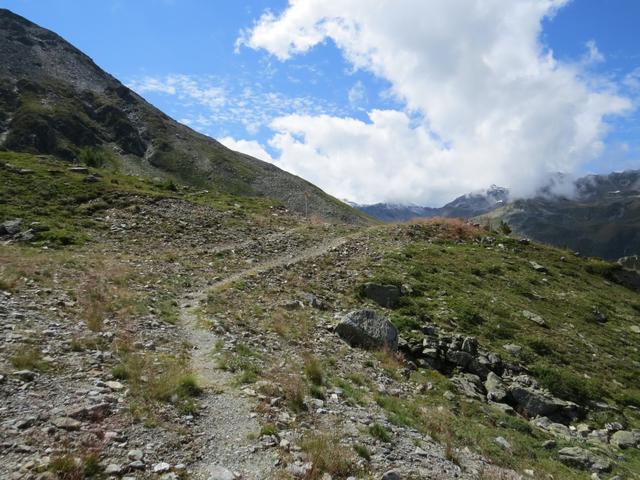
451,373 -> 485,401
336,309 -> 398,350
610,430 -> 640,449
558,447 -> 611,472
485,372 -> 508,403
509,384 -> 578,421
0,218 -> 22,235
360,283 -> 401,308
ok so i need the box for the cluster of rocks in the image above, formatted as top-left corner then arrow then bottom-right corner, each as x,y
0,218 -> 47,243
398,324 -> 581,422
533,417 -> 640,449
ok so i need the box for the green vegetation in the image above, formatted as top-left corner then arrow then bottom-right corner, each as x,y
112,351 -> 201,420
260,423 -> 279,437
303,355 -> 324,386
368,422 -> 392,442
300,433 -> 358,480
353,443 -> 371,461
217,343 -> 261,384
343,219 -> 640,477
358,220 -> 640,415
0,151 -> 291,247
10,347 -> 48,371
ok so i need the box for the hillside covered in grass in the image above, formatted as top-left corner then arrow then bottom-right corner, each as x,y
1,151 -> 639,479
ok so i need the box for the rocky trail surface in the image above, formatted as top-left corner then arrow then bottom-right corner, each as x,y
181,233 -> 354,479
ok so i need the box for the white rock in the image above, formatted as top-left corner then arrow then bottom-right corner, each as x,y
153,462 -> 171,473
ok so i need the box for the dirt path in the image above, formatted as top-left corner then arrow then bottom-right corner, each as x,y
179,233 -> 353,479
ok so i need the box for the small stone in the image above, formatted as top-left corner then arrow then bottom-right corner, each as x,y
529,261 -> 548,272
104,464 -> 123,475
443,391 -> 455,401
128,460 -> 146,470
13,370 -> 36,381
522,310 -> 546,327
105,380 -> 125,391
503,344 -> 522,355
381,471 -> 401,480
207,465 -> 235,480
494,436 -> 511,449
153,462 -> 171,473
51,417 -> 81,431
414,446 -> 429,456
542,440 -> 557,449
128,449 -> 144,461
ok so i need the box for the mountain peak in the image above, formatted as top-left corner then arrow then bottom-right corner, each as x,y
0,8 -> 118,92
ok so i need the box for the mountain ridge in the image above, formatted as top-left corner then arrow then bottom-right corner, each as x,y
358,172 -> 640,259
0,8 -> 370,224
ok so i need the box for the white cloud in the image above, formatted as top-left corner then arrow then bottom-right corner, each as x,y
128,74 -> 346,135
624,67 -> 640,91
347,80 -> 366,107
129,74 -> 226,109
583,40 -> 605,65
219,136 -> 275,162
238,0 -> 633,205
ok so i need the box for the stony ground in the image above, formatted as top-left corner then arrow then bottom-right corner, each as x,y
1,193 -> 639,480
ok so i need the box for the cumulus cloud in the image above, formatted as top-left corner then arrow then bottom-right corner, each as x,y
238,0 -> 633,205
219,136 -> 275,162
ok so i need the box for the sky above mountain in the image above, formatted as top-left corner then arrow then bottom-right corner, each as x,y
4,0 -> 640,205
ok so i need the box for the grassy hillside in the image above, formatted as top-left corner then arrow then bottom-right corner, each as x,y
201,219 -> 640,478
1,151 -> 639,479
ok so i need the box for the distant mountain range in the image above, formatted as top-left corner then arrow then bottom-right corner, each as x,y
357,185 -> 509,222
357,172 -> 640,260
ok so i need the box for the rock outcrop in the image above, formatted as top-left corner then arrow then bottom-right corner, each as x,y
336,309 -> 399,350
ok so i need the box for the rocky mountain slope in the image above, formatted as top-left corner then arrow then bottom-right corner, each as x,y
486,170 -> 640,260
360,173 -> 640,260
0,8 -> 369,224
1,151 -> 640,479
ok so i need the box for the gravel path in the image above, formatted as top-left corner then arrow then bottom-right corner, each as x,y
180,233 -> 354,479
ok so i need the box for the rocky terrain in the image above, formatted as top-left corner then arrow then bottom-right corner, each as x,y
1,151 -> 640,480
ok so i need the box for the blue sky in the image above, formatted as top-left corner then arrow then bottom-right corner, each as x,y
2,0 -> 639,204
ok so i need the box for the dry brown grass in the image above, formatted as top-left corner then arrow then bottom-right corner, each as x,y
300,432 -> 357,480
0,245 -> 61,291
479,465 -> 523,480
403,217 -> 481,242
266,309 -> 314,341
265,367 -> 307,413
373,346 -> 405,377
76,261 -> 139,332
